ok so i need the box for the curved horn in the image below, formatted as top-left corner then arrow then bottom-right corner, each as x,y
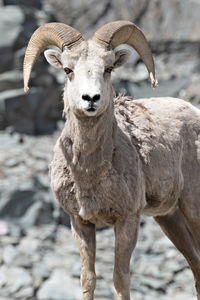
92,21 -> 158,88
23,23 -> 84,93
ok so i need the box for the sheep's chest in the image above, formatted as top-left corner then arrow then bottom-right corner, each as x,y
61,166 -> 135,226
50,137 -> 144,226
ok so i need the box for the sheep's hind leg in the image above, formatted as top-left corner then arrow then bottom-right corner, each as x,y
71,215 -> 96,300
154,208 -> 200,300
179,198 -> 200,299
114,214 -> 140,300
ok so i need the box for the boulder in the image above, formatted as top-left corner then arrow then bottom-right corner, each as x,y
0,88 -> 39,134
140,0 -> 200,42
183,74 -> 200,108
0,6 -> 24,72
0,180 -> 36,219
0,70 -> 23,92
0,266 -> 33,296
4,0 -> 42,9
43,0 -> 148,37
43,0 -> 200,42
0,86 -> 62,134
37,269 -> 81,300
0,6 -> 24,48
0,174 -> 60,228
113,76 -> 188,100
0,47 -> 14,73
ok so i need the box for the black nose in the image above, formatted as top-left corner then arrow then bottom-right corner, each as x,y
82,94 -> 100,102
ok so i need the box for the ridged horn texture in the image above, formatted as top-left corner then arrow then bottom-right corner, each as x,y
23,23 -> 84,93
93,20 -> 158,88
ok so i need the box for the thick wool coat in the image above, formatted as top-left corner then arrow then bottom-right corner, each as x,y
50,96 -> 200,226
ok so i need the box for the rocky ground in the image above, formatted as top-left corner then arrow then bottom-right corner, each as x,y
0,0 -> 200,299
0,212 -> 197,300
0,210 -> 197,300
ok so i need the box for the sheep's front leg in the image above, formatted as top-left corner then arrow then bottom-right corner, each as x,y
71,215 -> 96,300
114,214 -> 140,300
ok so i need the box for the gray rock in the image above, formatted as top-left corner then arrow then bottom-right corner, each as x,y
0,129 -> 70,229
14,286 -> 34,299
25,224 -> 56,240
14,254 -> 36,269
0,6 -> 24,48
0,86 -> 62,134
42,0 -> 147,39
42,252 -> 69,270
95,279 -> 115,298
19,200 -> 53,228
140,0 -> 200,42
141,276 -> 166,291
0,88 -> 36,134
0,71 -> 23,92
170,293 -> 196,300
95,288 -> 114,299
4,157 -> 24,168
18,236 -> 40,253
3,245 -> 19,265
43,0 -> 110,37
0,183 -> 36,219
4,0 -> 41,8
0,181 -> 56,228
114,77 -> 188,100
0,47 -> 16,74
33,261 -> 50,280
13,47 -> 26,71
37,269 -> 81,300
183,74 -> 200,108
43,0 -> 200,44
0,218 -> 197,299
0,266 -> 32,294
71,261 -> 81,278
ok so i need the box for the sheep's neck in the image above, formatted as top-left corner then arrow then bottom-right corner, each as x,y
61,103 -> 115,175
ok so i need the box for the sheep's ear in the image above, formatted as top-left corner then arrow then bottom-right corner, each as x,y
44,49 -> 62,69
114,49 -> 131,69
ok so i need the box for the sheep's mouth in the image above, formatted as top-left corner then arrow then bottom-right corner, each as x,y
87,107 -> 96,112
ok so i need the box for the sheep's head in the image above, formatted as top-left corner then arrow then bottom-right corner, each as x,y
44,41 -> 131,117
23,21 -> 158,117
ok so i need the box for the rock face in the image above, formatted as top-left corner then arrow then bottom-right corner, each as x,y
0,86 -> 61,134
140,0 -> 200,42
0,1 -> 200,299
43,0 -> 149,38
42,0 -> 200,42
0,6 -> 24,49
0,5 -> 24,73
0,2 -> 62,134
0,0 -> 199,133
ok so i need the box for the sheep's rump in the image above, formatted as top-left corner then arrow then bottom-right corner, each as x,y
114,96 -> 200,216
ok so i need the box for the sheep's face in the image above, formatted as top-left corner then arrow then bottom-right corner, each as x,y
44,40 -> 130,117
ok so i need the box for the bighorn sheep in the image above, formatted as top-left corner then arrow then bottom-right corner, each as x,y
23,21 -> 200,300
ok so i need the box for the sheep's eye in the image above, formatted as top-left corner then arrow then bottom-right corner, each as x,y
105,66 -> 114,74
64,67 -> 73,75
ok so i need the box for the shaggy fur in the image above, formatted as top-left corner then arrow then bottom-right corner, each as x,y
50,96 -> 200,220
50,94 -> 200,299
